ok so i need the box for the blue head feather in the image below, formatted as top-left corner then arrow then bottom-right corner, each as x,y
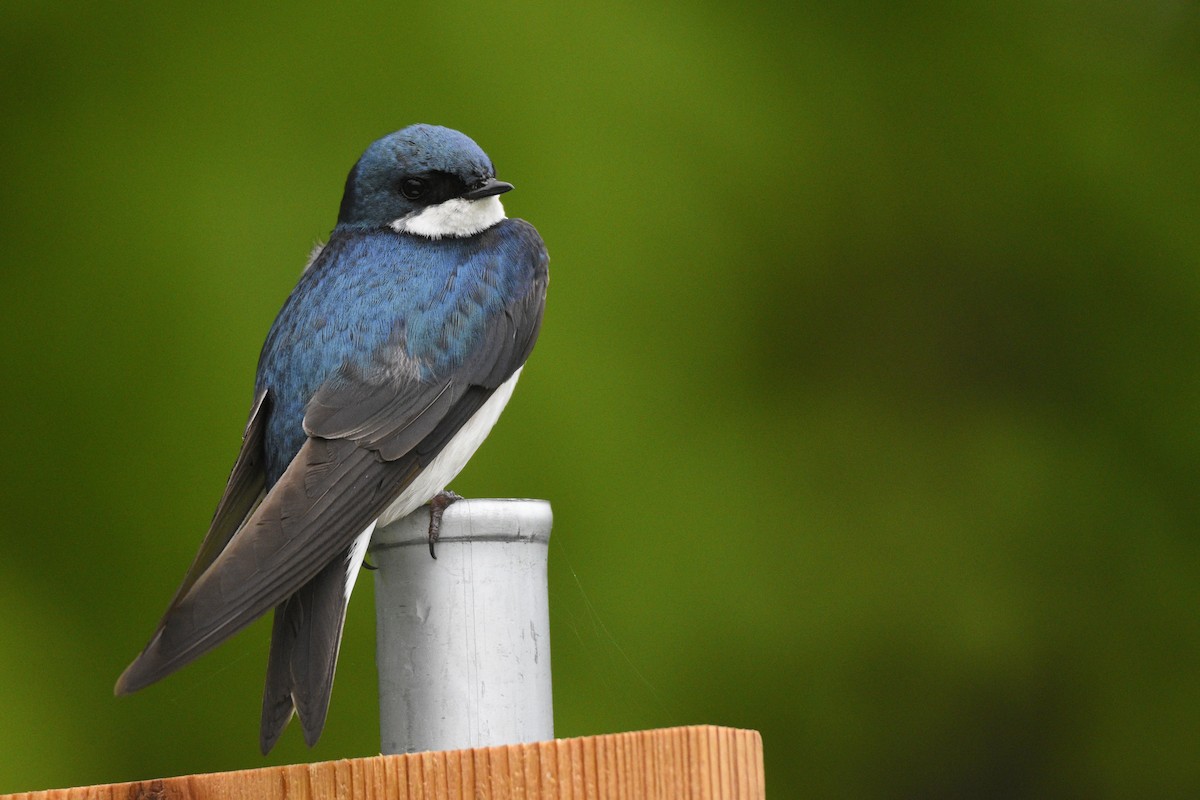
337,124 -> 496,229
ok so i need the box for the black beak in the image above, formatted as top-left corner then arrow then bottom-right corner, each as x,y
462,178 -> 514,200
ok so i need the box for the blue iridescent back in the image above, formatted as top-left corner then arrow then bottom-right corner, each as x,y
255,219 -> 545,485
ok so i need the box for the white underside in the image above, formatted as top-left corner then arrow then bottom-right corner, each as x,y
343,367 -> 523,596
343,520 -> 377,601
390,195 -> 506,239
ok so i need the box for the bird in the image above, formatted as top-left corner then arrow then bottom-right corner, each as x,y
114,124 -> 549,755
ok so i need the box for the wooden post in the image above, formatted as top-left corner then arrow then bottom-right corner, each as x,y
0,726 -> 766,799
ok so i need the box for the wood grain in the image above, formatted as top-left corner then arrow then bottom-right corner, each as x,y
2,726 -> 764,800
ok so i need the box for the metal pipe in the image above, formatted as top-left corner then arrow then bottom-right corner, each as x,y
370,498 -> 554,754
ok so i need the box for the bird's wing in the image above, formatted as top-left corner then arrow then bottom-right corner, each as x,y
302,271 -> 546,458
115,237 -> 547,696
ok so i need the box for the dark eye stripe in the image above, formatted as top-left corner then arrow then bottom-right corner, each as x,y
398,171 -> 472,205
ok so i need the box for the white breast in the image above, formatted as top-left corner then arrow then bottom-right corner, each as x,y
375,366 -> 523,528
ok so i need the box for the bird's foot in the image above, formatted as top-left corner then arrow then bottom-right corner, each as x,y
427,490 -> 463,559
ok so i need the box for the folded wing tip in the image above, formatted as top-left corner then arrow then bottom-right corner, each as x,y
114,624 -> 172,696
114,656 -> 150,697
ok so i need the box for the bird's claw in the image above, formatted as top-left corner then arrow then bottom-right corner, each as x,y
427,490 -> 463,559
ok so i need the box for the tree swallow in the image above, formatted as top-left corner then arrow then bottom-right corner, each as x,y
115,124 -> 549,754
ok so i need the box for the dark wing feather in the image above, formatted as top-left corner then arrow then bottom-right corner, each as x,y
258,383 -> 500,752
116,379 -> 504,697
304,375 -> 458,460
115,437 -> 419,695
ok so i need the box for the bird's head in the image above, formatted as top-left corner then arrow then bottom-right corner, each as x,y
336,124 -> 513,238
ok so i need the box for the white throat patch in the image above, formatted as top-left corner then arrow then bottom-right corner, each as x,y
390,196 -> 506,239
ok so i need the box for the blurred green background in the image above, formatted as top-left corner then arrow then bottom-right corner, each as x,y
1,2 -> 1198,797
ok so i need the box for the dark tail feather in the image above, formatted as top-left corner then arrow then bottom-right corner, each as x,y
259,604 -> 298,755
259,551 -> 354,754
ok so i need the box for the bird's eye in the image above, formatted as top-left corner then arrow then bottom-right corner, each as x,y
399,177 -> 428,200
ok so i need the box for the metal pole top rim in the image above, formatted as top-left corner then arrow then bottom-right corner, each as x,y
370,497 -> 553,551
